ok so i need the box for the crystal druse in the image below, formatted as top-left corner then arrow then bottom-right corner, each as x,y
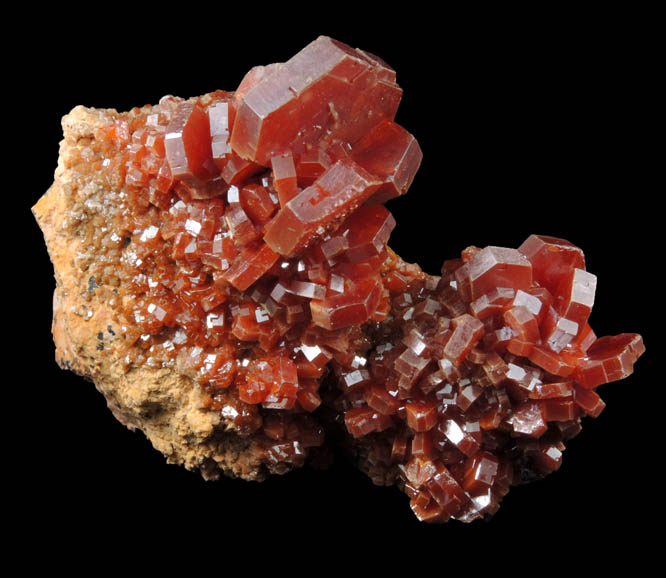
33,36 -> 645,523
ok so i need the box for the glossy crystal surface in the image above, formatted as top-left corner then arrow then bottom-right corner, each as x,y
330,234 -> 645,523
81,36 -> 644,524
230,36 -> 403,166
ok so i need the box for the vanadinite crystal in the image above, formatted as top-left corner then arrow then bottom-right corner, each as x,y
36,35 -> 645,523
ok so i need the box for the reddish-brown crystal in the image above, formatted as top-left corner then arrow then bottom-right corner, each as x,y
518,235 -> 586,295
351,120 -> 423,204
406,402 -> 438,432
575,333 -> 645,388
328,231 -> 645,522
263,158 -> 381,257
39,35 -> 646,526
230,36 -> 402,165
271,153 -> 299,206
165,102 -> 217,182
461,246 -> 533,300
222,243 -> 279,291
310,276 -> 382,330
553,268 -> 597,328
443,314 -> 485,365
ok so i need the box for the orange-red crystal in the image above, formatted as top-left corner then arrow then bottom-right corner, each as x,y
88,36 -> 643,523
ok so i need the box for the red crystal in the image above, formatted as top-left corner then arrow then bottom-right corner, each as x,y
553,268 -> 597,328
470,287 -> 515,319
328,230 -> 645,522
263,158 -> 381,257
239,184 -> 276,225
165,102 -> 217,182
310,275 -> 382,330
443,314 -> 485,365
519,234 -> 586,295
573,386 -> 606,417
503,306 -> 540,344
345,407 -> 393,438
340,205 -> 396,261
225,203 -> 260,246
271,153 -> 299,206
405,402 -> 438,432
219,152 -> 263,186
350,120 -> 423,204
462,452 -> 499,494
575,333 -> 645,388
230,36 -> 402,165
510,402 -> 548,437
61,35 -> 646,526
222,243 -> 279,292
460,246 -> 533,301
365,384 -> 400,416
209,100 -> 232,164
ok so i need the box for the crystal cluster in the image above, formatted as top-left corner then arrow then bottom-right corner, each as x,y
107,36 -> 421,462
334,237 -> 644,521
47,35 -> 644,522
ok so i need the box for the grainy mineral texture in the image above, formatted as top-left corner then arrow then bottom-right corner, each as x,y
33,36 -> 644,523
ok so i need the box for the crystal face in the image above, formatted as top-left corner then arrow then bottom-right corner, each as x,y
230,36 -> 402,166
35,35 -> 645,524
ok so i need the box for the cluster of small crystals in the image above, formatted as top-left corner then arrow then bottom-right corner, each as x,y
332,236 -> 645,522
82,34 -> 645,512
94,36 -> 422,464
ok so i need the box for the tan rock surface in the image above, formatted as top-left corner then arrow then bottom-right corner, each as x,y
32,105 -> 279,483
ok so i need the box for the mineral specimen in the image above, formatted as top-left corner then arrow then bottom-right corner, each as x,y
33,35 -> 645,523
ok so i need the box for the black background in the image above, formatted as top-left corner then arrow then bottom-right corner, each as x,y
20,6 -> 657,570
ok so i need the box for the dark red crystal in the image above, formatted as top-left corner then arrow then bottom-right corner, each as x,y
262,158 -> 381,257
230,36 -> 402,166
165,102 -> 217,182
326,233 -> 645,522
83,35 -> 644,524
